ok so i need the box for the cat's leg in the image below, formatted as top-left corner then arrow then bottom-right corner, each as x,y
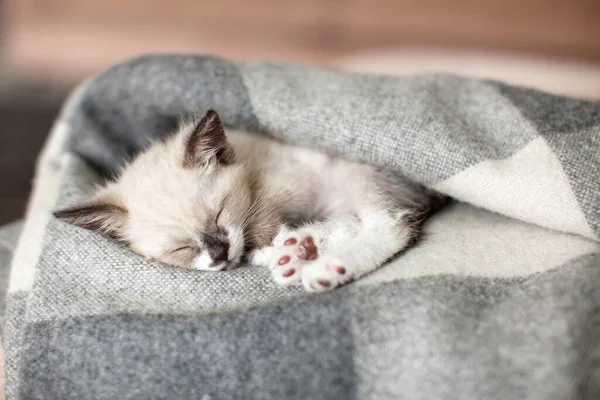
301,208 -> 416,292
251,208 -> 418,290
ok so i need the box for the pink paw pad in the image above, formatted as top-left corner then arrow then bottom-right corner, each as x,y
278,255 -> 291,266
283,238 -> 297,245
317,279 -> 331,288
282,269 -> 295,278
297,236 -> 318,261
335,266 -> 346,275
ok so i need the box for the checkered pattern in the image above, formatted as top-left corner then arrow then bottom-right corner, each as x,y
3,55 -> 600,399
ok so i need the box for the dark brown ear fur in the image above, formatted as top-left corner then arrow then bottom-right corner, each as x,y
53,198 -> 128,239
183,109 -> 235,168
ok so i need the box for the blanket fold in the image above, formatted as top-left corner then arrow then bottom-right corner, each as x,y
4,54 -> 600,400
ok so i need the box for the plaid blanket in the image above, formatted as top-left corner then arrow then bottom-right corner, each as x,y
3,54 -> 600,400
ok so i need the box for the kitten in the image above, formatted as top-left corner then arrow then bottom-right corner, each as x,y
54,110 -> 447,292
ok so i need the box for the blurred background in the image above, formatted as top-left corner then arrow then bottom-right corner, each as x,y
1,0 -> 600,225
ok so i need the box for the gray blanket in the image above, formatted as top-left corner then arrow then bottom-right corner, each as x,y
4,54 -> 600,400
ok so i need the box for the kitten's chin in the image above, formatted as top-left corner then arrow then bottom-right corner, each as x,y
191,255 -> 242,272
192,252 -> 222,271
192,261 -> 228,272
193,260 -> 240,272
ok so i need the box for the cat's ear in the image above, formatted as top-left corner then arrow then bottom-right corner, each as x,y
53,193 -> 128,239
183,109 -> 235,168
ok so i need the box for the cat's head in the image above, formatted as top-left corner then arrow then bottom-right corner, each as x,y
54,110 -> 253,271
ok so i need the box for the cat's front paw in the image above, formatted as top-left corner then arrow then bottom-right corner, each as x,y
268,233 -> 323,286
301,257 -> 351,293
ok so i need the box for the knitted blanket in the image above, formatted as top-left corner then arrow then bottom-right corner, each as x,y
4,54 -> 600,399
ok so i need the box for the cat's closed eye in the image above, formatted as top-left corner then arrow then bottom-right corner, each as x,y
170,246 -> 199,255
161,244 -> 201,269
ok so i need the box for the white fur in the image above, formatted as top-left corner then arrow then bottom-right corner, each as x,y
194,252 -> 217,271
248,247 -> 274,267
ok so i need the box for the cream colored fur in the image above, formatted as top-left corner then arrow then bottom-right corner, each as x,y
55,110 -> 445,292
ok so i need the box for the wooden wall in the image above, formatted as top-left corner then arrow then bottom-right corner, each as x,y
3,0 -> 600,82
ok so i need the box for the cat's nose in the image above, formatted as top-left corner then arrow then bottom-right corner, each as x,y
209,242 -> 229,262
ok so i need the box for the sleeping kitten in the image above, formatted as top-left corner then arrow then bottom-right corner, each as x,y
54,110 -> 447,292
